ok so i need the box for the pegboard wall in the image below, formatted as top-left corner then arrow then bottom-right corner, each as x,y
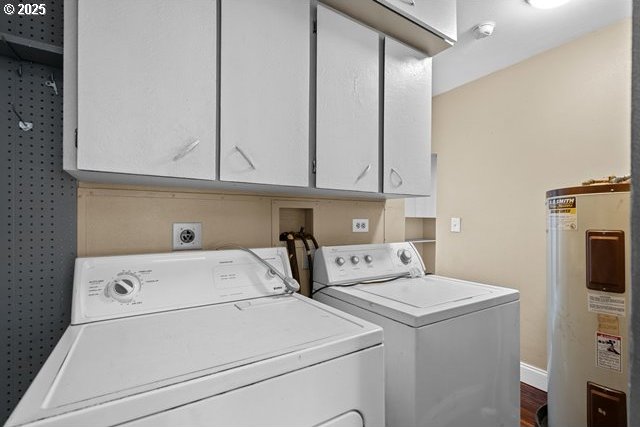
1,1 -> 77,422
1,1 -> 64,46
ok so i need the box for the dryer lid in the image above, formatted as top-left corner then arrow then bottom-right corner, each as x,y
319,275 -> 519,328
7,295 -> 381,427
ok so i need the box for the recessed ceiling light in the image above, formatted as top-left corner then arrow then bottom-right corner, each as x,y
526,0 -> 571,9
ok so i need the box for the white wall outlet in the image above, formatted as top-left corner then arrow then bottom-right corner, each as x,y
352,218 -> 369,233
173,223 -> 202,250
450,217 -> 461,233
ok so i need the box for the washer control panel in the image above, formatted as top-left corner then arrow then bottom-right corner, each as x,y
313,243 -> 425,286
72,247 -> 292,324
398,248 -> 413,264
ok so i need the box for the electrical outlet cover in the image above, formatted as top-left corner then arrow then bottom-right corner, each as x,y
173,223 -> 202,250
352,219 -> 369,233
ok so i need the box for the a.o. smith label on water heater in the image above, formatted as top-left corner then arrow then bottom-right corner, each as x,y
588,292 -> 626,316
548,197 -> 577,230
596,332 -> 622,372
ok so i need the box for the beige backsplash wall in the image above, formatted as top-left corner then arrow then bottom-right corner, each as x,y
77,183 -> 406,294
432,19 -> 631,370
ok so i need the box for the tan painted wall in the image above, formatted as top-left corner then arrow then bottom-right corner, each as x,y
77,183 -> 405,295
432,20 -> 631,369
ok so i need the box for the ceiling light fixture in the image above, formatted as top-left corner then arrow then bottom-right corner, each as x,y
526,0 -> 571,9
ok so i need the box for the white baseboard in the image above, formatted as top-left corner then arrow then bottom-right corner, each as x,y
520,362 -> 548,392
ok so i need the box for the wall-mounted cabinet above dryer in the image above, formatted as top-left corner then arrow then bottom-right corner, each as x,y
72,0 -> 217,180
220,0 -> 310,187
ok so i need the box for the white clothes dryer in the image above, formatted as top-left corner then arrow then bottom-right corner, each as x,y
6,247 -> 384,427
313,243 -> 520,427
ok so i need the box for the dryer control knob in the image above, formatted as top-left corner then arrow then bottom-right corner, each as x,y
107,274 -> 141,303
399,249 -> 413,264
335,257 -> 346,267
364,255 -> 373,264
351,256 -> 360,265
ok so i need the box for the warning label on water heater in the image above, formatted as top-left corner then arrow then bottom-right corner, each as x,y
548,197 -> 577,230
588,292 -> 626,317
596,332 -> 622,372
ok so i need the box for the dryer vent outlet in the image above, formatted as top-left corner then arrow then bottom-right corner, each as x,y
173,223 -> 202,250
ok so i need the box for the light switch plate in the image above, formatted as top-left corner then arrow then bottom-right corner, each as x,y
352,218 -> 369,233
450,217 -> 461,233
173,223 -> 202,250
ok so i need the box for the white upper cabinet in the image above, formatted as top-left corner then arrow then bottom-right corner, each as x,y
76,0 -> 217,180
65,0 -> 444,199
320,0 -> 456,56
376,0 -> 457,42
220,0 -> 310,187
316,5 -> 380,193
383,37 -> 432,196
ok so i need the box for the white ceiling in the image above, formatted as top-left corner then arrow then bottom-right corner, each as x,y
432,0 -> 632,96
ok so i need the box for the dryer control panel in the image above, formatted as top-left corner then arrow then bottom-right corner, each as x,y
313,243 -> 425,286
72,247 -> 292,325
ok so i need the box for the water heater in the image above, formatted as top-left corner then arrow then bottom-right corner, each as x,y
546,182 -> 629,427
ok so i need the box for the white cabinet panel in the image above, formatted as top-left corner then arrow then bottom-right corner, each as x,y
376,0 -> 457,42
383,37 -> 431,196
405,154 -> 436,218
316,5 -> 379,193
220,0 -> 310,187
77,0 -> 217,180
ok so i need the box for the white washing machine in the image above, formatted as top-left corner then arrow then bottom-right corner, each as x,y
6,247 -> 384,427
313,243 -> 520,427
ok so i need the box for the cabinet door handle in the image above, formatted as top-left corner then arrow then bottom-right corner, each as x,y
398,0 -> 415,5
390,168 -> 404,186
234,145 -> 256,169
173,139 -> 200,161
356,164 -> 372,182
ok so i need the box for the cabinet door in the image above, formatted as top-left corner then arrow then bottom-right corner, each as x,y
77,0 -> 217,180
316,5 -> 379,193
383,37 -> 431,196
376,0 -> 457,42
220,0 -> 310,187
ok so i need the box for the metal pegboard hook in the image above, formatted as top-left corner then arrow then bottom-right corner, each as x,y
45,73 -> 58,95
9,103 -> 33,131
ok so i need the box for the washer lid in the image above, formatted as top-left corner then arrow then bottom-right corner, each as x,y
6,295 -> 381,427
360,278 -> 491,308
318,275 -> 519,327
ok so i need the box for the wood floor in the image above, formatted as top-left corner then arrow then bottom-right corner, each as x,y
521,382 -> 547,427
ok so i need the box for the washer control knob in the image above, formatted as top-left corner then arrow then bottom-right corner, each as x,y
364,255 -> 373,264
107,274 -> 141,302
398,249 -> 413,265
335,257 -> 346,267
351,256 -> 360,265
